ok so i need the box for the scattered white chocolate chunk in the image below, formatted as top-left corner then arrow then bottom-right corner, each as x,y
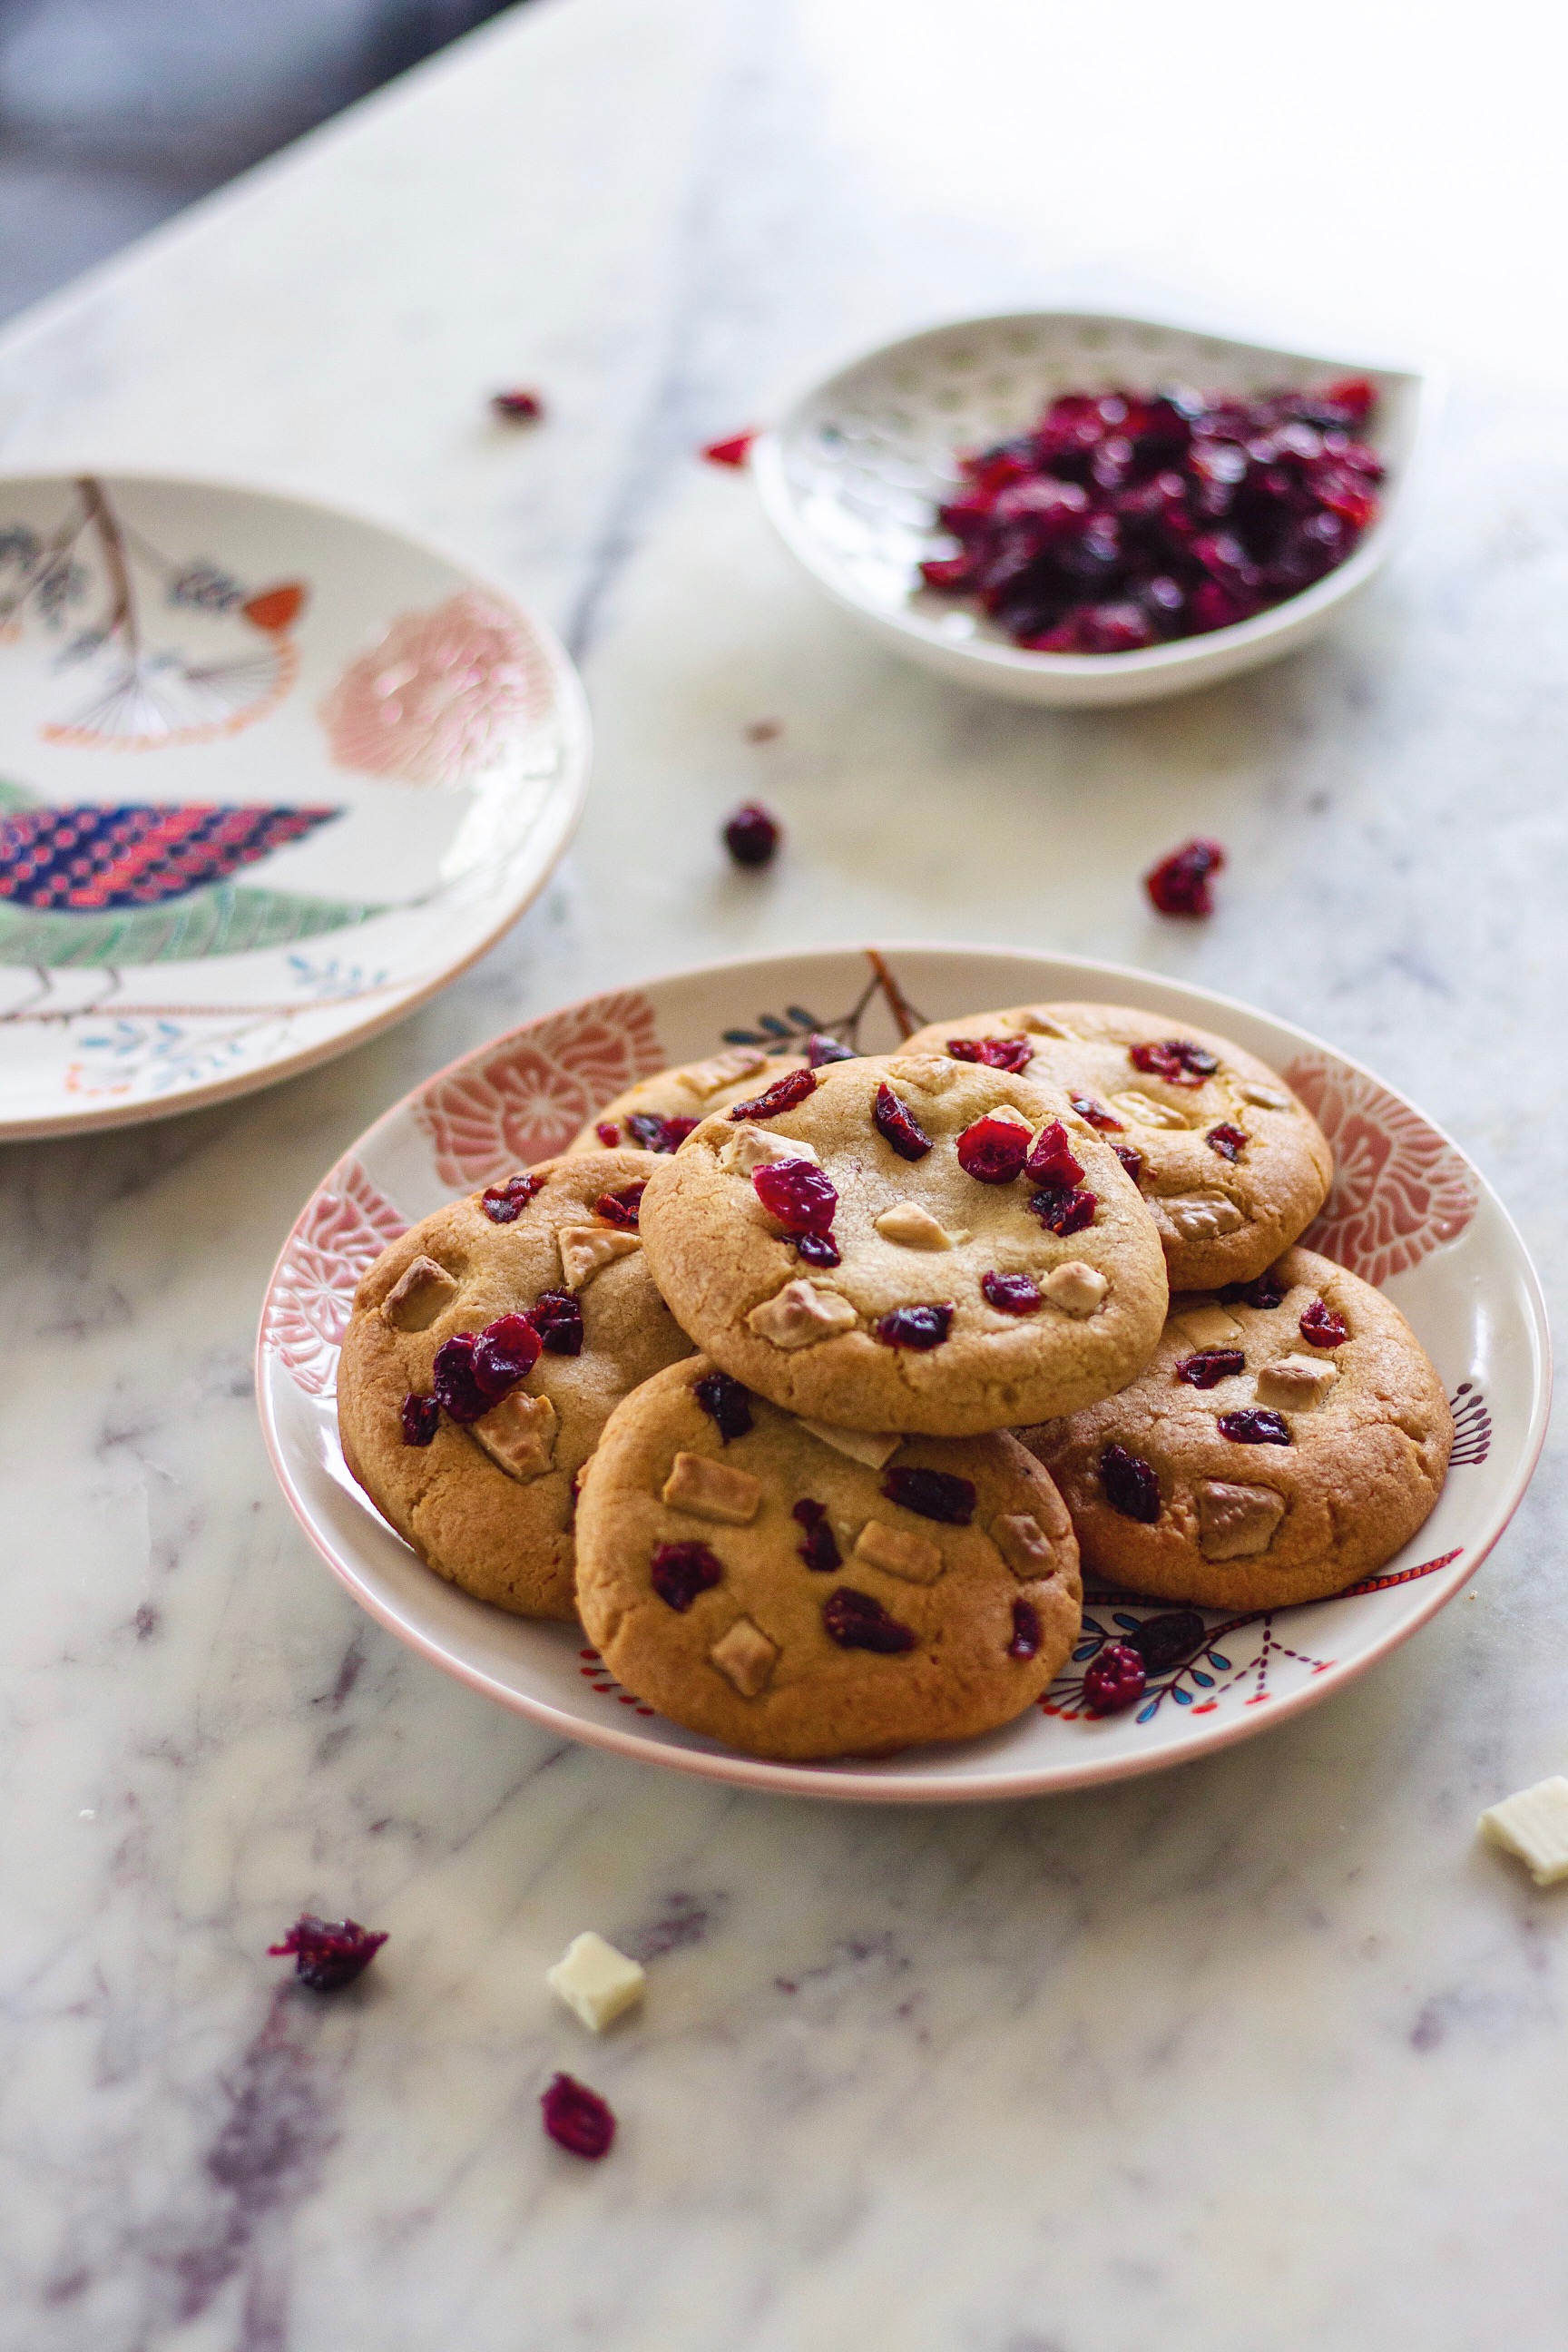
993,1513 -> 1057,1581
1161,1190 -> 1246,1240
710,1614 -> 780,1698
473,1389 -> 557,1481
546,1932 -> 646,2033
1194,1478 -> 1287,1560
1478,1778 -> 1568,1886
854,1518 -> 944,1585
799,1418 -> 900,1469
1108,1090 -> 1190,1130
662,1450 -> 762,1525
875,1201 -> 965,1250
1172,1303 -> 1244,1348
1041,1260 -> 1109,1317
379,1254 -> 459,1332
1238,1081 -> 1292,1110
746,1280 -> 858,1348
686,1045 -> 770,1097
558,1225 -> 642,1290
720,1125 -> 821,1175
1255,1353 -> 1338,1412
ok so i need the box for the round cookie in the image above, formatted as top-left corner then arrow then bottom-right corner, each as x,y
902,1001 -> 1332,1289
575,1356 -> 1083,1759
338,1152 -> 695,1619
636,1051 -> 1169,1436
1018,1245 -> 1453,1610
571,1045 -> 810,1155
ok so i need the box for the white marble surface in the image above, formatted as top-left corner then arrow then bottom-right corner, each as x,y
1,1 -> 1565,2344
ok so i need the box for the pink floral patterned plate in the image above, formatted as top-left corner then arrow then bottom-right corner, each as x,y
0,472 -> 589,1138
257,946 -> 1551,1805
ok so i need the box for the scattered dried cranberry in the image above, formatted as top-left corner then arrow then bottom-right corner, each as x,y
481,1171 -> 544,1223
1024,1119 -> 1084,1186
793,1497 -> 841,1572
1175,1348 -> 1245,1388
822,1587 -> 917,1653
626,1112 -> 698,1153
1083,1642 -> 1148,1715
1129,1608 -> 1206,1674
1101,1442 -> 1161,1523
730,1068 -> 817,1121
722,802 -> 780,867
540,2073 -> 615,2161
1220,1267 -> 1287,1309
882,1465 -> 975,1524
795,1231 -> 841,1268
1070,1093 -> 1122,1131
528,1289 -> 583,1356
1299,1299 -> 1348,1348
873,1303 -> 954,1350
1129,1039 -> 1219,1087
752,1157 -> 838,1234
473,1313 -> 543,1397
1008,1598 -> 1043,1660
694,1368 -> 753,1441
872,1082 -> 933,1161
595,1181 -> 646,1230
946,1034 -> 1034,1073
650,1541 -> 723,1611
702,430 -> 758,468
806,1033 -> 856,1066
431,1334 -> 491,1423
982,1269 -> 1042,1316
745,717 -> 782,742
269,1914 -> 387,1991
1027,1183 -> 1097,1236
594,1121 -> 621,1148
956,1114 -> 1029,1184
491,388 -> 544,421
1145,838 -> 1226,917
400,1392 -> 439,1446
1113,1143 -> 1145,1185
1206,1122 -> 1249,1162
1217,1407 -> 1291,1446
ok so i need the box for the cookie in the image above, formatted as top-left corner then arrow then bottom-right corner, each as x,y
636,1052 -> 1168,1436
575,1356 -> 1082,1759
1018,1245 -> 1453,1609
902,1001 -> 1331,1289
338,1152 -> 696,1618
571,1045 -> 809,1156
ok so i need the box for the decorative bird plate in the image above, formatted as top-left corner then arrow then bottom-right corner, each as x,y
0,473 -> 589,1139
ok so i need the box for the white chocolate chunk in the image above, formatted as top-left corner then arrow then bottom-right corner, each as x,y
1195,1478 -> 1287,1561
380,1254 -> 459,1332
885,1055 -> 957,1092
720,1125 -> 821,1175
746,1279 -> 858,1349
875,1201 -> 965,1250
685,1045 -> 770,1097
1478,1778 -> 1568,1886
1238,1080 -> 1292,1110
854,1518 -> 944,1585
473,1389 -> 558,1482
1041,1260 -> 1109,1317
661,1450 -> 762,1525
559,1225 -> 642,1289
1109,1090 -> 1190,1130
799,1418 -> 900,1469
993,1513 -> 1058,1581
546,1932 -> 646,2033
710,1614 -> 780,1699
1255,1352 -> 1338,1412
1172,1303 -> 1243,1348
1161,1190 -> 1245,1240
986,1103 -> 1034,1131
1018,1010 -> 1071,1037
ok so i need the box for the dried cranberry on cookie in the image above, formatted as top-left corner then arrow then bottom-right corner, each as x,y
570,1045 -> 811,1157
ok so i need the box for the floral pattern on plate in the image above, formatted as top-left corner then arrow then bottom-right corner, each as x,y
1283,1052 -> 1478,1284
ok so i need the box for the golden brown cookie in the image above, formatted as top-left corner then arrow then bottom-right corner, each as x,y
902,1001 -> 1331,1289
575,1356 -> 1082,1759
338,1152 -> 695,1619
636,1053 -> 1169,1437
1018,1246 -> 1453,1609
570,1046 -> 809,1154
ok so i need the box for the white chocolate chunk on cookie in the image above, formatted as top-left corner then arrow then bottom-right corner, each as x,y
1255,1353 -> 1338,1412
875,1201 -> 965,1250
559,1225 -> 642,1290
992,1512 -> 1058,1581
854,1518 -> 944,1585
380,1254 -> 459,1332
662,1450 -> 762,1525
1238,1081 -> 1292,1110
473,1390 -> 558,1481
1195,1478 -> 1287,1560
1478,1778 -> 1568,1886
1172,1303 -> 1243,1348
1109,1090 -> 1190,1130
1042,1260 -> 1109,1317
746,1280 -> 858,1349
546,1931 -> 646,2032
1018,1009 -> 1071,1037
798,1418 -> 900,1469
1161,1191 -> 1245,1240
686,1046 -> 770,1097
709,1614 -> 780,1698
720,1125 -> 821,1175
884,1054 -> 957,1092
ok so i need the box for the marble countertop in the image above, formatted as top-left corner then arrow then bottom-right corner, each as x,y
1,1 -> 1564,2344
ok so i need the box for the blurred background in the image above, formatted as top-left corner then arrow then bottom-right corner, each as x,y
0,0 -> 515,320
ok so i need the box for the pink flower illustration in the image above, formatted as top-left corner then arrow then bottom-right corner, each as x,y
416,991 -> 666,1185
1284,1054 -> 1478,1286
318,590 -> 555,784
264,1158 -> 408,1395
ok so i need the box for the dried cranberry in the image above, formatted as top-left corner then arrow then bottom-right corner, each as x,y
594,1121 -> 621,1148
650,1541 -> 723,1611
1024,1119 -> 1084,1185
1206,1123 -> 1248,1162
882,1465 -> 975,1524
595,1181 -> 646,1230
481,1171 -> 543,1223
400,1392 -> 439,1446
752,1159 -> 837,1236
694,1368 -> 752,1440
528,1289 -> 583,1356
431,1334 -> 491,1423
540,2073 -> 615,2161
1175,1348 -> 1245,1388
956,1114 -> 1029,1184
1101,1443 -> 1161,1523
872,1083 -> 933,1161
982,1269 -> 1042,1316
722,801 -> 780,867
807,1033 -> 856,1066
1129,1038 -> 1218,1086
626,1112 -> 698,1153
1129,1608 -> 1206,1674
873,1303 -> 953,1350
822,1587 -> 917,1653
269,1914 -> 387,1991
1299,1299 -> 1348,1348
945,1034 -> 1034,1073
492,388 -> 544,421
1113,1143 -> 1145,1185
1217,1408 -> 1291,1446
729,1068 -> 817,1121
1027,1183 -> 1097,1236
1008,1599 -> 1043,1660
1221,1267 -> 1287,1310
1070,1093 -> 1122,1131
793,1497 -> 841,1572
1145,837 -> 1226,918
702,430 -> 758,469
795,1231 -> 841,1268
1083,1642 -> 1148,1715
473,1313 -> 543,1397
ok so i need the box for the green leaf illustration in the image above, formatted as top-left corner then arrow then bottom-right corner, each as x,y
0,881 -> 387,966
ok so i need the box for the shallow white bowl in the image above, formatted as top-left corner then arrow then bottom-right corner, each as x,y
258,944 -> 1547,1806
752,312 -> 1429,708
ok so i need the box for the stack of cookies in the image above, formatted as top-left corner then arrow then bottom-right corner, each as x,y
338,1009 -> 1453,1760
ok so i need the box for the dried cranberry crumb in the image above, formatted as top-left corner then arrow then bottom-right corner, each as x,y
400,1392 -> 439,1446
1217,1407 -> 1292,1445
1206,1122 -> 1248,1161
1008,1598 -> 1043,1660
1129,1038 -> 1219,1087
491,388 -> 544,421
481,1171 -> 544,1223
752,1158 -> 838,1234
595,1181 -> 646,1230
1129,1608 -> 1206,1674
722,802 -> 780,867
1070,1093 -> 1122,1131
594,1121 -> 622,1148
650,1541 -> 723,1611
626,1112 -> 698,1153
956,1114 -> 1029,1184
982,1269 -> 1042,1316
793,1497 -> 841,1572
694,1368 -> 753,1441
269,1914 -> 387,1991
882,1465 -> 976,1524
1027,1182 -> 1097,1236
1175,1348 -> 1245,1388
702,430 -> 758,469
822,1586 -> 917,1653
806,1033 -> 856,1067
1299,1299 -> 1348,1348
872,1082 -> 933,1161
729,1067 -> 817,1121
1113,1143 -> 1145,1185
431,1334 -> 491,1423
1144,838 -> 1227,918
873,1303 -> 954,1350
795,1231 -> 841,1268
1083,1642 -> 1148,1715
1220,1267 -> 1287,1309
1024,1119 -> 1085,1186
473,1312 -> 543,1397
528,1289 -> 583,1356
540,2073 -> 615,2161
1101,1442 -> 1161,1523
946,1034 -> 1034,1073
